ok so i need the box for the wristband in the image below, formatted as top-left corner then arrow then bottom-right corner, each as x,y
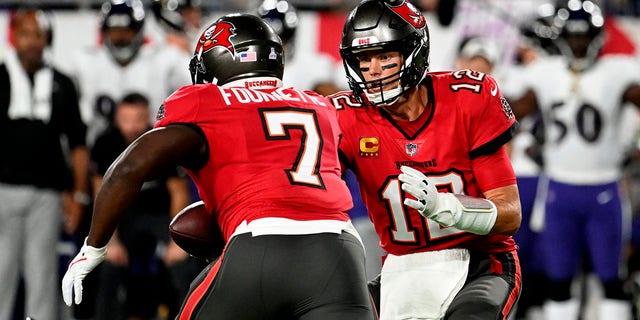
439,194 -> 497,235
82,237 -> 108,258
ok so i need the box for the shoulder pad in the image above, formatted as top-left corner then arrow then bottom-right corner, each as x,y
156,84 -> 215,126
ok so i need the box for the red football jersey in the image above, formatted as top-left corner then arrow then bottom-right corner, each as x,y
156,84 -> 353,240
332,70 -> 518,255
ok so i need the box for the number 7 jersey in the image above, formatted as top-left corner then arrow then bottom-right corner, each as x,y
155,84 -> 353,240
332,71 -> 519,255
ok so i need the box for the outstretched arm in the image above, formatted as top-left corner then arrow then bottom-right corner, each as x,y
399,145 -> 522,236
399,166 -> 521,236
63,124 -> 206,306
88,125 -> 206,247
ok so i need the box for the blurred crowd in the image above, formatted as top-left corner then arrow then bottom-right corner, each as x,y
2,0 -> 640,319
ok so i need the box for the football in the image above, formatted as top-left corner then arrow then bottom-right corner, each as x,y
169,200 -> 225,260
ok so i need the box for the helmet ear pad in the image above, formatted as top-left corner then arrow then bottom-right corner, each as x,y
397,35 -> 429,90
188,53 -> 206,84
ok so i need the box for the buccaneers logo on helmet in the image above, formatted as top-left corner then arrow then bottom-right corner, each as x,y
195,21 -> 236,57
387,0 -> 426,29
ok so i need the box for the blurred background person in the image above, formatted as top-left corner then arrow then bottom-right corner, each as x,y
454,36 -> 500,74
413,0 -> 553,72
503,8 -> 566,318
90,92 -> 191,320
509,1 -> 640,319
257,0 -> 346,95
150,0 -> 203,53
58,0 -> 193,317
150,0 -> 206,218
453,34 -> 547,320
0,7 -> 89,320
413,0 -> 463,71
455,34 -> 548,320
63,0 -> 191,147
176,0 -> 203,42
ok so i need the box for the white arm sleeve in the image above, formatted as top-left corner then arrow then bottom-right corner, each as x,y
436,194 -> 498,235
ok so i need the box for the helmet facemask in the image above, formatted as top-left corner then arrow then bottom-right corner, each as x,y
104,29 -> 145,66
555,30 -> 603,72
342,33 -> 428,106
339,0 -> 429,107
189,46 -> 208,84
553,0 -> 604,72
101,0 -> 146,66
359,68 -> 406,106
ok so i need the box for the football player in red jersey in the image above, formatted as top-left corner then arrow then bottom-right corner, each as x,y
330,1 -> 522,319
61,14 -> 375,320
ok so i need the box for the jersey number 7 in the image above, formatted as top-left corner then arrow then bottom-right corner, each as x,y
260,107 -> 325,189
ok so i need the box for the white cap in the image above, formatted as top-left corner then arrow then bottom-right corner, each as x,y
459,37 -> 500,66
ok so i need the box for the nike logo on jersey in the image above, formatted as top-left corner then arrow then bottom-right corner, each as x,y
490,85 -> 498,96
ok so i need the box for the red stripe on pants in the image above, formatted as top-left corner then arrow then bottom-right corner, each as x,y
179,255 -> 224,320
501,251 -> 522,320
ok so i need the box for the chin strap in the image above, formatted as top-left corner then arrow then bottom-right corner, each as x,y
365,82 -> 405,106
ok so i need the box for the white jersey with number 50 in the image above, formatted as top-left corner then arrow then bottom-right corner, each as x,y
522,55 -> 640,185
64,43 -> 191,145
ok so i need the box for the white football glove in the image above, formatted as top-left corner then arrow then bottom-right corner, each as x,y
398,165 -> 497,235
62,237 -> 107,306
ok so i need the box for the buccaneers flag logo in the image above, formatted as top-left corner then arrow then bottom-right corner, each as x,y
386,0 -> 426,29
195,21 -> 237,57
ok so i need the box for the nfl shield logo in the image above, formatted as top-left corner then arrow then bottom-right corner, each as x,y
405,143 -> 418,156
